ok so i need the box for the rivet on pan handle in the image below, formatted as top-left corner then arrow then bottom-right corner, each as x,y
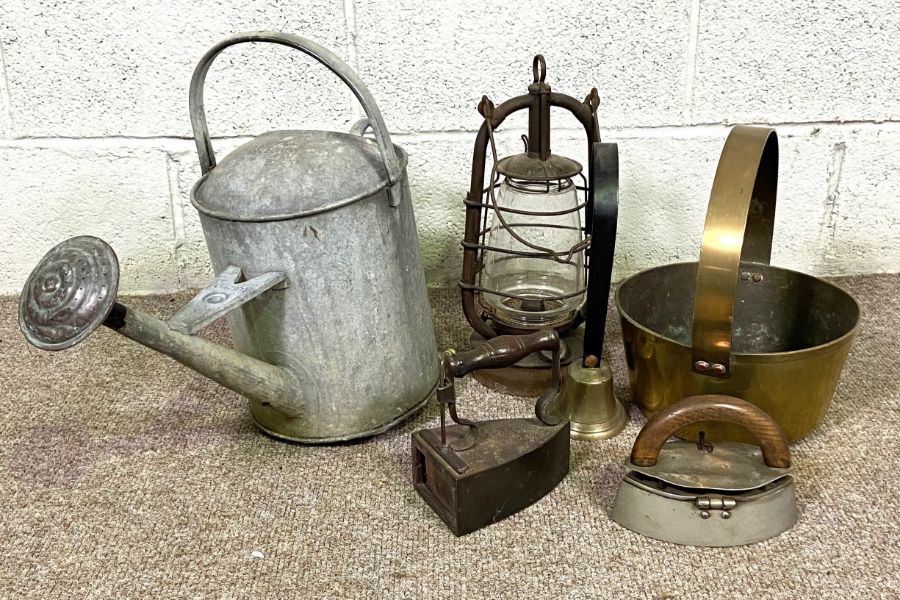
188,31 -> 404,206
691,126 -> 778,377
630,394 -> 791,469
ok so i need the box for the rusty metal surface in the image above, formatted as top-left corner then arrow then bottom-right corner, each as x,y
413,330 -> 569,535
19,236 -> 119,351
495,152 -> 583,181
459,56 -> 600,340
412,419 -> 570,537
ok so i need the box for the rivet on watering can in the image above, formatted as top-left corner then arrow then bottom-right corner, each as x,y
721,511 -> 731,519
700,511 -> 710,519
752,273 -> 764,283
694,361 -> 710,372
710,363 -> 727,376
739,271 -> 751,281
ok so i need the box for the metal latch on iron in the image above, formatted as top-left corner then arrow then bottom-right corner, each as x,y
696,496 -> 737,519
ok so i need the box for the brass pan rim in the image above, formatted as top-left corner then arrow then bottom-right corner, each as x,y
615,260 -> 860,363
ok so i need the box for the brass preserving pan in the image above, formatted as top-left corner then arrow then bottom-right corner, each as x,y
615,126 -> 859,442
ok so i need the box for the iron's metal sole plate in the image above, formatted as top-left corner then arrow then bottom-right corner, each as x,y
611,473 -> 798,547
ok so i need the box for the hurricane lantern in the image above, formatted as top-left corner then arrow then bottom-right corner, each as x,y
459,55 -> 626,440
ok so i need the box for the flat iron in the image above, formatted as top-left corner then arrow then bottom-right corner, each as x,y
612,394 -> 798,547
412,330 -> 569,536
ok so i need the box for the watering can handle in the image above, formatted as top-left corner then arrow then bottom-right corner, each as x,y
691,126 -> 778,377
630,395 -> 791,469
188,31 -> 404,206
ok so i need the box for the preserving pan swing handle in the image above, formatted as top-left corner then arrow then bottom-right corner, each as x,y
630,395 -> 791,469
188,31 -> 404,206
691,126 -> 779,377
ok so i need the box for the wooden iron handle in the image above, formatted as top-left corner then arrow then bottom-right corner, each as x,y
447,330 -> 560,378
630,395 -> 791,468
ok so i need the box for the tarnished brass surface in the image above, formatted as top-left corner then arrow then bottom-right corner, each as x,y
615,127 -> 859,442
692,126 -> 778,376
557,361 -> 626,440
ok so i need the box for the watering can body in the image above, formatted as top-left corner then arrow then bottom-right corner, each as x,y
185,33 -> 439,442
19,32 -> 439,444
192,136 -> 438,442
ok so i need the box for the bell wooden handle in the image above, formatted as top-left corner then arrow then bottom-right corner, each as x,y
447,330 -> 559,378
630,395 -> 791,469
188,31 -> 404,206
691,126 -> 778,377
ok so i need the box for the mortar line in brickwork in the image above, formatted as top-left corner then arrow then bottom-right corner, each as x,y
0,42 -> 13,134
682,0 -> 701,123
342,0 -> 364,123
164,152 -> 186,255
3,120 -> 900,149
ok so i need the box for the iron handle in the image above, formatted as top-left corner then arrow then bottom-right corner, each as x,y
630,394 -> 791,469
691,126 -> 778,376
188,31 -> 404,206
447,329 -> 560,378
438,329 -> 563,436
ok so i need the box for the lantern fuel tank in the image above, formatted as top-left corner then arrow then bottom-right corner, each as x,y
18,31 -> 439,443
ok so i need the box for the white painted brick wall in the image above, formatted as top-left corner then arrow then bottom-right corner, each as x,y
0,1 -> 897,294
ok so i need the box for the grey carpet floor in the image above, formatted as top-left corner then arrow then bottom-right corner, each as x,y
1,275 -> 898,599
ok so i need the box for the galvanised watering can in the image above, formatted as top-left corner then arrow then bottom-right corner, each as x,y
19,32 -> 439,443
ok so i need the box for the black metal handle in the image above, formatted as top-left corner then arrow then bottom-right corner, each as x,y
581,142 -> 619,366
447,330 -> 560,377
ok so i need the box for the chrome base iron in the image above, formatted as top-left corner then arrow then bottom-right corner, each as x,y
412,330 -> 569,536
612,395 -> 798,547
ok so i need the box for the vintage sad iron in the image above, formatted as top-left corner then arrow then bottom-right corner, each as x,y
412,330 -> 569,536
612,394 -> 798,546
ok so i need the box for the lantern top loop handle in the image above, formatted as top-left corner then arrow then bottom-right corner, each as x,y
533,55 -> 547,83
188,31 -> 404,206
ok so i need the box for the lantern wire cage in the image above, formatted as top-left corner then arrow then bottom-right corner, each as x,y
459,117 -> 591,331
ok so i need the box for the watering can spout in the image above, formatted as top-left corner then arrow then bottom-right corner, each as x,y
104,302 -> 300,416
19,236 -> 301,417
